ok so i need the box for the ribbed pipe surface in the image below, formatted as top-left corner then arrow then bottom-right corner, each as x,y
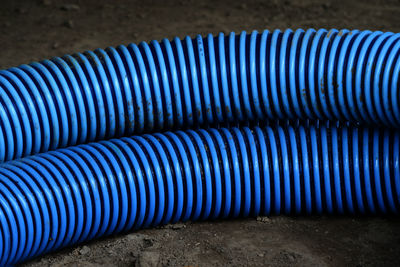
1,29 -> 400,162
0,121 -> 398,265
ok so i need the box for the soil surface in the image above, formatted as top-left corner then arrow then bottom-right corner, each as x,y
0,0 -> 399,266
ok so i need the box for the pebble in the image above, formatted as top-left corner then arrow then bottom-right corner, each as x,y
256,216 -> 271,223
79,246 -> 90,255
52,42 -> 60,49
64,20 -> 74,28
126,233 -> 149,242
163,223 -> 186,230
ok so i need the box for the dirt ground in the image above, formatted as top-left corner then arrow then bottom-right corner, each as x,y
0,0 -> 399,266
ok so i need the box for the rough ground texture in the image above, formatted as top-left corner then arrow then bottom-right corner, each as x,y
18,217 -> 400,266
0,0 -> 399,266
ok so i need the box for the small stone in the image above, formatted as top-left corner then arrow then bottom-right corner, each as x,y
79,245 -> 90,255
256,216 -> 271,223
163,223 -> 186,230
63,20 -> 74,28
287,252 -> 297,262
60,4 -> 80,11
52,42 -> 60,49
143,238 -> 153,248
258,253 -> 264,257
126,233 -> 150,242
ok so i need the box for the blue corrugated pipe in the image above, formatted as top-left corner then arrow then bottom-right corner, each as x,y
1,29 -> 400,162
0,121 -> 399,265
1,28 -> 400,265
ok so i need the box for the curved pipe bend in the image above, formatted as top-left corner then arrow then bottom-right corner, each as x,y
1,29 -> 400,162
0,121 -> 399,265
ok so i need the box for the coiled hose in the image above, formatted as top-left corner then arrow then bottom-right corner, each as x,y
0,121 -> 399,265
1,28 -> 400,162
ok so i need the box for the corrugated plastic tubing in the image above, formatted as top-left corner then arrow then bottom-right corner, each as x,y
0,121 -> 399,265
1,28 -> 400,162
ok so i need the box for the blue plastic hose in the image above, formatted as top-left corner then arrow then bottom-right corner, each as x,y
0,121 -> 399,265
1,29 -> 400,162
